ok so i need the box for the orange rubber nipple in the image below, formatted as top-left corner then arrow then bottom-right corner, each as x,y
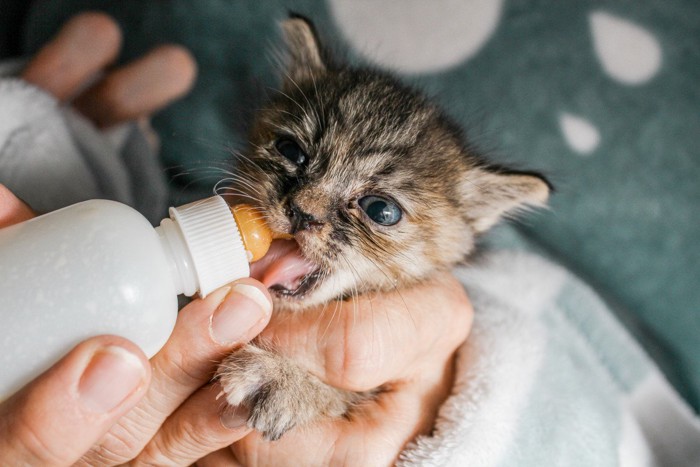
230,204 -> 292,262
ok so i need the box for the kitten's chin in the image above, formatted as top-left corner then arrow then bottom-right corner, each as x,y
268,270 -> 323,299
269,280 -> 347,312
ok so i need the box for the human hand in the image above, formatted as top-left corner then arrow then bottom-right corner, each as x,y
0,183 -> 275,466
2,12 -> 277,466
21,11 -> 196,128
2,12 -> 275,467
200,273 -> 473,466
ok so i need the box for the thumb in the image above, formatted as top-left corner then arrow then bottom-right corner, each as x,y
0,336 -> 150,466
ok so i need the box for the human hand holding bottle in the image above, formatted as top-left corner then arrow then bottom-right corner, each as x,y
0,13 -> 274,466
0,185 -> 273,466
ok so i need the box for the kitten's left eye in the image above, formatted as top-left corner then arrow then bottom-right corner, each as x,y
358,196 -> 402,226
275,137 -> 307,166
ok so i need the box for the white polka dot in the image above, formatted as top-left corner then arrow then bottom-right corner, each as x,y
559,113 -> 600,155
589,11 -> 662,85
329,0 -> 503,74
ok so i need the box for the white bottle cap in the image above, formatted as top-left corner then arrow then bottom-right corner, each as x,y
169,196 -> 250,296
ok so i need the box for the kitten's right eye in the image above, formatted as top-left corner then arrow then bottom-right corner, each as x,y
275,138 -> 307,166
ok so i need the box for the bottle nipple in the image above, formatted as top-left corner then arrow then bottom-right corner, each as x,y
230,204 -> 292,262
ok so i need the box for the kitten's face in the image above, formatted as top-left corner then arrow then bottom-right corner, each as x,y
229,18 -> 549,309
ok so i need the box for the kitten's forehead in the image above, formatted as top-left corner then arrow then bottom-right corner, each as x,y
329,74 -> 428,149
263,69 -> 466,207
318,77 -> 434,162
275,72 -> 430,152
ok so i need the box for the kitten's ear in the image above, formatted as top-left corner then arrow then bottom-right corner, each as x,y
462,169 -> 551,232
280,14 -> 326,83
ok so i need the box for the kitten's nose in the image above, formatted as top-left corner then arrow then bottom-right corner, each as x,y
287,202 -> 324,234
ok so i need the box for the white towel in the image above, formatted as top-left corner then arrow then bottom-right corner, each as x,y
399,251 -> 700,466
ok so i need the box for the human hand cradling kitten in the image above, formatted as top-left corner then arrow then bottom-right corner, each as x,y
199,273 -> 472,466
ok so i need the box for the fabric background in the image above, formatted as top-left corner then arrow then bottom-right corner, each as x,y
0,0 -> 697,409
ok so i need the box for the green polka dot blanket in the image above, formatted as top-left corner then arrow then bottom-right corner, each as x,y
1,0 -> 698,464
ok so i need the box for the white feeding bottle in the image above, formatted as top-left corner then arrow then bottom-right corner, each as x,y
0,196 -> 275,399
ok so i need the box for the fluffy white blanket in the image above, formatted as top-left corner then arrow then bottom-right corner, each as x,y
400,251 -> 700,466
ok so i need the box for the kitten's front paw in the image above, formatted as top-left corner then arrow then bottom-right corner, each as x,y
238,380 -> 303,441
216,345 -> 352,441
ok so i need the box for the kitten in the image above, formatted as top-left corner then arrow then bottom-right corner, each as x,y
216,15 -> 549,441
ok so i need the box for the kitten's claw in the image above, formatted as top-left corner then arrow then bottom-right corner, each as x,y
245,384 -> 300,440
216,345 -> 360,441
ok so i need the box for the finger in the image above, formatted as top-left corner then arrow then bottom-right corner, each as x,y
260,272 -> 472,391
0,184 -> 35,228
21,12 -> 121,101
73,44 -> 197,128
231,361 -> 455,467
79,279 -> 272,465
135,383 -> 251,466
0,336 -> 149,467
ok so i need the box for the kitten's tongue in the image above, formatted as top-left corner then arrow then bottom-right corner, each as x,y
249,240 -> 317,290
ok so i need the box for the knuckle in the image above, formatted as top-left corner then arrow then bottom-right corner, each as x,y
79,422 -> 144,465
155,345 -> 205,388
137,415 -> 220,466
165,415 -> 205,452
79,401 -> 168,466
324,317 -> 385,391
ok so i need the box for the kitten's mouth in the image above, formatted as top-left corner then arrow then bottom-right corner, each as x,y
249,239 -> 320,298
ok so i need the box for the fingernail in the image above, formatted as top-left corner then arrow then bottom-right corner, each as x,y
204,285 -> 231,307
209,283 -> 271,345
220,405 -> 250,430
78,346 -> 146,413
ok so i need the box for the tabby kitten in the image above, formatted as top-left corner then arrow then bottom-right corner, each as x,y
216,15 -> 549,441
